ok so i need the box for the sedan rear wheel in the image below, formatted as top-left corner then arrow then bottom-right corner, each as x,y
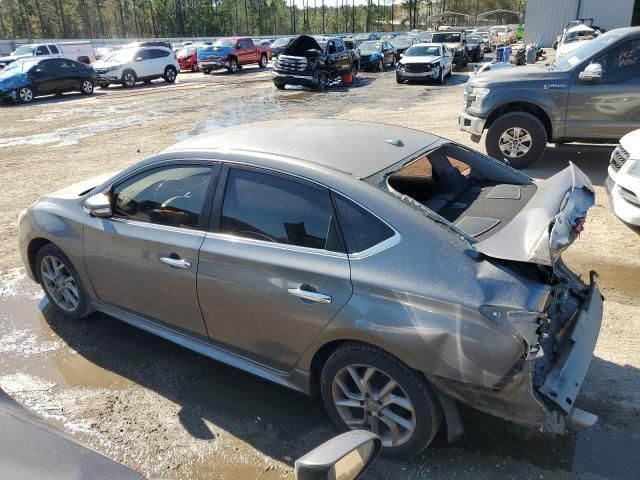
36,243 -> 92,320
16,86 -> 34,104
321,343 -> 443,457
81,80 -> 94,95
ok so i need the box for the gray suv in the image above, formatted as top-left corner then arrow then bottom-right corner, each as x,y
19,120 -> 603,456
459,28 -> 640,168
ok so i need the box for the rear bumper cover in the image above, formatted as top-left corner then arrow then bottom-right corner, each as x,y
432,281 -> 602,434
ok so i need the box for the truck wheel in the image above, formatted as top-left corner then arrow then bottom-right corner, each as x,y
485,112 -> 547,169
98,83 -> 109,89
351,62 -> 359,77
320,342 -> 443,457
259,54 -> 268,68
436,67 -> 445,84
122,70 -> 137,88
273,80 -> 285,90
315,70 -> 329,91
396,73 -> 404,84
390,55 -> 397,68
228,58 -> 239,73
202,69 -> 211,75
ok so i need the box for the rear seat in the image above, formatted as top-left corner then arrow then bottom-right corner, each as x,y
422,153 -> 468,213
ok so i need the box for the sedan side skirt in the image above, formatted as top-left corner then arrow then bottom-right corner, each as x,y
93,302 -> 312,395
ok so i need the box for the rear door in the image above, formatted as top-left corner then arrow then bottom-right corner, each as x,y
197,165 -> 352,371
84,163 -> 219,338
32,59 -> 64,93
566,37 -> 640,139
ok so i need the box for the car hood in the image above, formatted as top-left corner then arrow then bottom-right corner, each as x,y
41,171 -> 120,201
400,55 -> 441,65
557,40 -> 588,58
0,55 -> 18,63
93,60 -> 123,68
474,163 -> 595,266
0,71 -> 30,90
468,64 -> 564,86
619,128 -> 640,158
284,35 -> 324,56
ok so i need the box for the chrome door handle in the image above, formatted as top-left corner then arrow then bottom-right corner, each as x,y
160,256 -> 192,269
287,287 -> 332,304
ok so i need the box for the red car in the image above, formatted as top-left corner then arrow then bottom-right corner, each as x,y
177,46 -> 199,72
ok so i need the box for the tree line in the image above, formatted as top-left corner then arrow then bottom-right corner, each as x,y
0,0 -> 523,40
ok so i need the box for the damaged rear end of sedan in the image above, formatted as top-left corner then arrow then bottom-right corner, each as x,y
369,138 -> 602,440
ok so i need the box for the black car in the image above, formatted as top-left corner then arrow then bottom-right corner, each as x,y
358,40 -> 396,71
270,36 -> 296,58
391,36 -> 416,57
465,34 -> 484,62
0,58 -> 97,104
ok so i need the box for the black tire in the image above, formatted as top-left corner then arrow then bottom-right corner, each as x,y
202,69 -> 211,75
396,73 -> 403,84
80,80 -> 94,95
35,243 -> 93,320
485,112 -> 547,169
320,342 -> 443,458
122,70 -> 137,88
274,80 -> 286,90
191,62 -> 199,72
259,54 -> 268,68
351,61 -> 359,77
98,82 -> 109,89
377,58 -> 384,72
315,70 -> 329,91
436,66 -> 444,84
228,58 -> 239,73
164,66 -> 177,83
16,86 -> 34,104
390,55 -> 396,68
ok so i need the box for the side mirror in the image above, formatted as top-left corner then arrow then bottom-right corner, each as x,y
135,56 -> 143,62
85,193 -> 112,218
295,431 -> 382,480
579,62 -> 603,83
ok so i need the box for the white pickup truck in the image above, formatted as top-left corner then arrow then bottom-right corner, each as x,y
0,42 -> 96,69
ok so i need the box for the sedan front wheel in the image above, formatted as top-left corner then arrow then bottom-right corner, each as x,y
321,342 -> 443,457
80,80 -> 94,95
16,86 -> 34,104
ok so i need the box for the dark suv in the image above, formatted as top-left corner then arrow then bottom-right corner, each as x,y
459,27 -> 640,168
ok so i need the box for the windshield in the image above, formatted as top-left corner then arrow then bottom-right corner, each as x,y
0,59 -> 38,74
405,45 -> 440,57
177,47 -> 196,56
317,41 -> 328,51
392,38 -> 413,48
212,39 -> 234,48
417,33 -> 433,42
359,41 -> 382,53
467,36 -> 481,43
14,46 -> 35,56
432,33 -> 460,43
564,30 -> 596,44
104,49 -> 135,63
552,30 -> 622,71
271,37 -> 292,47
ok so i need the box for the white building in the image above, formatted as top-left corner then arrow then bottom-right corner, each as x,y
524,0 -> 639,46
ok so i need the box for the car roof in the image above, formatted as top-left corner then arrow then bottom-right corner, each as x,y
412,43 -> 442,47
163,119 -> 439,179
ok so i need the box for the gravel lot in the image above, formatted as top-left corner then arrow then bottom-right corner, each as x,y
0,59 -> 639,479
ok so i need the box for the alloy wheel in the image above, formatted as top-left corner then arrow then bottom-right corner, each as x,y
82,80 -> 93,94
40,255 -> 80,312
166,68 -> 177,82
499,127 -> 532,158
229,60 -> 238,73
18,87 -> 33,103
124,73 -> 135,87
331,364 -> 416,448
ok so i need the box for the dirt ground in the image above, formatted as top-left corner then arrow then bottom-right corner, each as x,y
0,58 -> 639,480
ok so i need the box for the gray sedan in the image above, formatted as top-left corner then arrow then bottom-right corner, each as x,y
19,120 -> 603,456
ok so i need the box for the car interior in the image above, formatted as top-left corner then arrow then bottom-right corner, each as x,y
386,143 -> 537,239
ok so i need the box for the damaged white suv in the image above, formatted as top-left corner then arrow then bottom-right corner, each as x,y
606,129 -> 640,227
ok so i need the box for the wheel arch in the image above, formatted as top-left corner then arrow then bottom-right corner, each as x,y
485,101 -> 552,141
27,238 -> 53,283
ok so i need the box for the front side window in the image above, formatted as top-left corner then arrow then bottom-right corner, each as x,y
220,168 -> 340,251
49,45 -> 60,54
596,39 -> 640,83
35,46 -> 50,56
112,166 -> 213,229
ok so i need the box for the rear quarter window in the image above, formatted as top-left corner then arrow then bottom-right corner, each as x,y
334,194 -> 394,254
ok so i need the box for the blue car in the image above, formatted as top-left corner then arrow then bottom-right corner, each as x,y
0,57 -> 97,104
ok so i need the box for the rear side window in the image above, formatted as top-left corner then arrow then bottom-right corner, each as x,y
334,194 -> 394,254
49,45 -> 60,54
35,46 -> 50,55
220,168 -> 342,251
112,166 -> 213,229
151,49 -> 170,58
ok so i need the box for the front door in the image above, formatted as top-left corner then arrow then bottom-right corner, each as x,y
84,163 -> 219,338
198,166 -> 353,371
566,37 -> 640,140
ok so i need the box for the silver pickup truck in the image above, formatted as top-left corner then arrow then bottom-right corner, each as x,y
459,27 -> 640,168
